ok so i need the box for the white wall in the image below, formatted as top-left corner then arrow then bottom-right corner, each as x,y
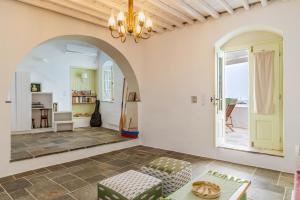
141,1 -> 300,173
225,62 -> 249,100
17,40 -> 97,111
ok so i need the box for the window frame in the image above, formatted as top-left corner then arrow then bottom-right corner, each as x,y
101,61 -> 114,102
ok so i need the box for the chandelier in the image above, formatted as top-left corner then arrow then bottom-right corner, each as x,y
108,0 -> 153,43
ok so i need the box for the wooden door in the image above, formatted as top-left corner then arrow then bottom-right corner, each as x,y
249,42 -> 283,150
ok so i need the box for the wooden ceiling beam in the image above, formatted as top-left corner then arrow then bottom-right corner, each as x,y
93,0 -> 124,11
150,17 -> 175,31
147,0 -> 194,24
67,0 -> 110,16
217,0 -> 234,14
132,1 -> 184,28
242,0 -> 250,10
261,0 -> 268,7
184,0 -> 220,19
17,0 -> 107,27
160,0 -> 206,22
47,0 -> 108,21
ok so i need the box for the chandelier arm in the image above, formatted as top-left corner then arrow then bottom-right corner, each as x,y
140,32 -> 151,39
121,36 -> 127,43
111,30 -> 121,39
134,37 -> 140,43
138,27 -> 143,36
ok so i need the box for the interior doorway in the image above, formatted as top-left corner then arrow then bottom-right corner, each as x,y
8,36 -> 140,161
224,50 -> 250,148
215,31 -> 284,156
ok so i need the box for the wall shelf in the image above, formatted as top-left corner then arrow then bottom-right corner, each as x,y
72,102 -> 95,104
32,108 -> 53,110
72,93 -> 97,104
72,95 -> 97,97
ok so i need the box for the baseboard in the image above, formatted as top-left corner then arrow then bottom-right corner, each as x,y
102,122 -> 119,131
11,127 -> 54,135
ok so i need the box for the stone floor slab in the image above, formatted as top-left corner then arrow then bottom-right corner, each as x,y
70,185 -> 97,200
252,168 -> 280,184
10,189 -> 35,200
0,176 -> 15,184
0,192 -> 11,200
1,178 -> 32,193
52,194 -> 75,200
106,159 -> 132,168
26,181 -> 67,200
61,178 -> 88,192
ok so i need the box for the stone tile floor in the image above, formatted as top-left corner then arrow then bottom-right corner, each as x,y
1,145 -> 294,200
223,128 -> 283,156
11,127 -> 132,162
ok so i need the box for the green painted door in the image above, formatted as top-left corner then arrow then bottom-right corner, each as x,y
249,42 -> 283,151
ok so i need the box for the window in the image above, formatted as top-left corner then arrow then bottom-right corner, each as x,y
102,61 -> 114,101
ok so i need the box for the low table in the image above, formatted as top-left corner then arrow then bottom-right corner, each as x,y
167,170 -> 250,200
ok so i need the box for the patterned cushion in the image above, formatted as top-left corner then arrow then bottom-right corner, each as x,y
141,157 -> 192,196
145,157 -> 191,174
98,170 -> 162,200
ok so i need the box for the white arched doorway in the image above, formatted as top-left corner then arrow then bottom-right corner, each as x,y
1,35 -> 142,177
10,35 -> 140,146
214,28 -> 284,156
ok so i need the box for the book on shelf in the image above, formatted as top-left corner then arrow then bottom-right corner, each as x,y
72,96 -> 96,104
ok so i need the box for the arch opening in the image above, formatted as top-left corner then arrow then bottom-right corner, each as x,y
9,35 -> 140,161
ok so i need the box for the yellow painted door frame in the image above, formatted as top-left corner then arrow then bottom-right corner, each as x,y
219,39 -> 283,151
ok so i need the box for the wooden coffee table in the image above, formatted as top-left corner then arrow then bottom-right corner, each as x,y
168,170 -> 251,200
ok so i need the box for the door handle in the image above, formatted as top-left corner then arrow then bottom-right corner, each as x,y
210,97 -> 221,102
210,97 -> 222,106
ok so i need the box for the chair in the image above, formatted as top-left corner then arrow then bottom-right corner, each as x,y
225,98 -> 238,132
40,109 -> 49,128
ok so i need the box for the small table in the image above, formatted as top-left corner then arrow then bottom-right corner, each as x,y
168,170 -> 250,200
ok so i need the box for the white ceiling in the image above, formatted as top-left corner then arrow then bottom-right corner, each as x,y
17,0 -> 272,33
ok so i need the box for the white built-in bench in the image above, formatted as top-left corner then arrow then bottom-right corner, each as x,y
53,112 -> 74,132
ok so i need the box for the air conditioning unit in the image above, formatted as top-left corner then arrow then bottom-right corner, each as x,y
65,44 -> 98,57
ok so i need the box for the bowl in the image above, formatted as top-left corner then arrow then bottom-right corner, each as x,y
192,181 -> 221,199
